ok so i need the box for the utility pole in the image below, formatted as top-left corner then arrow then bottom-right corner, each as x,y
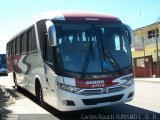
155,27 -> 159,77
143,32 -> 146,78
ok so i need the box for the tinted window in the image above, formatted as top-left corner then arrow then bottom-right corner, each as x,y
16,37 -> 21,54
6,43 -> 10,56
9,42 -> 12,56
56,23 -> 132,73
42,32 -> 54,70
28,29 -> 32,52
11,40 -> 15,56
21,32 -> 27,54
37,20 -> 46,54
31,27 -> 37,51
28,27 -> 37,52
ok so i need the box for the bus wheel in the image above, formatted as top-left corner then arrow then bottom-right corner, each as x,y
36,82 -> 44,107
13,73 -> 18,90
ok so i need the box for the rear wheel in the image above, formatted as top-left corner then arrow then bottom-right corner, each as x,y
13,73 -> 18,90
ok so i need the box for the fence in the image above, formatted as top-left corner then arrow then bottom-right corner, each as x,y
133,33 -> 160,77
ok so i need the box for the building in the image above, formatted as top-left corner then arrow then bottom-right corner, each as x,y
132,21 -> 160,77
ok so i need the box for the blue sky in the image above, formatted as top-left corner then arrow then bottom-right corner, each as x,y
0,0 -> 160,53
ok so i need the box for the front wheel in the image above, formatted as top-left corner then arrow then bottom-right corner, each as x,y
36,84 -> 44,107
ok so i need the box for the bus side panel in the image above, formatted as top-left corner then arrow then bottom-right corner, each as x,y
17,22 -> 46,96
22,52 -> 44,95
13,54 -> 24,86
43,64 -> 58,109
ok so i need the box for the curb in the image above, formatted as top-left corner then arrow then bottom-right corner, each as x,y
135,78 -> 160,83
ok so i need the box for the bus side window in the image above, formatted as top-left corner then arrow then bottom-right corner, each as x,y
21,34 -> 24,54
12,40 -> 15,56
16,37 -> 21,55
28,29 -> 32,52
28,27 -> 37,53
7,43 -> 9,57
43,32 -> 54,69
10,42 -> 12,56
21,32 -> 27,54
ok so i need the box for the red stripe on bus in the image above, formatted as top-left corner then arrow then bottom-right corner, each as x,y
75,77 -> 119,88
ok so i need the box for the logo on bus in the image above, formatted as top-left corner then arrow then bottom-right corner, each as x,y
86,80 -> 105,85
86,80 -> 105,88
93,75 -> 107,79
101,88 -> 108,94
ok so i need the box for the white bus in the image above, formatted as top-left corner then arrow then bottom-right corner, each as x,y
6,11 -> 134,111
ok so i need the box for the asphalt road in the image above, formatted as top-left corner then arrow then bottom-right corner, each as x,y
0,76 -> 160,120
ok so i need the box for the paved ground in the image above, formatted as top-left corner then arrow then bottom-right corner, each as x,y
135,78 -> 160,83
128,81 -> 160,113
0,85 -> 16,116
0,76 -> 57,120
0,76 -> 160,120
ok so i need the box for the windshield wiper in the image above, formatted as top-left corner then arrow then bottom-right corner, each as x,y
81,47 -> 90,78
81,38 -> 94,79
96,29 -> 122,75
103,47 -> 122,75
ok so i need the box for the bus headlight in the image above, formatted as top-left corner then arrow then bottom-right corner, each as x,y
121,75 -> 134,87
57,82 -> 81,93
123,80 -> 134,86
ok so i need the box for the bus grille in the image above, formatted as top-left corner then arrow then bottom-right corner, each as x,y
76,86 -> 126,96
82,94 -> 124,105
108,86 -> 125,92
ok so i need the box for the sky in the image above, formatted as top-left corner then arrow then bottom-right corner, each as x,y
0,0 -> 160,53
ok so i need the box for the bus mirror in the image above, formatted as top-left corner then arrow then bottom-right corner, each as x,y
45,21 -> 57,46
124,24 -> 134,45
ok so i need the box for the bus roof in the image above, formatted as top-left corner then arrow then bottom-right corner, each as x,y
7,11 -> 120,43
31,11 -> 119,22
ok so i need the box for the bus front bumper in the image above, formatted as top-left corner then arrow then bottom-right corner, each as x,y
56,83 -> 134,111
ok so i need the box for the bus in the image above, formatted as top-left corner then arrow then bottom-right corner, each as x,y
0,54 -> 7,75
6,11 -> 134,111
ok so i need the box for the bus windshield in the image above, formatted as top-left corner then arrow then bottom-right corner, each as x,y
55,22 -> 131,75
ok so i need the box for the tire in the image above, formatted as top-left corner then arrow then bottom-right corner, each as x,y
13,73 -> 18,90
36,83 -> 44,107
